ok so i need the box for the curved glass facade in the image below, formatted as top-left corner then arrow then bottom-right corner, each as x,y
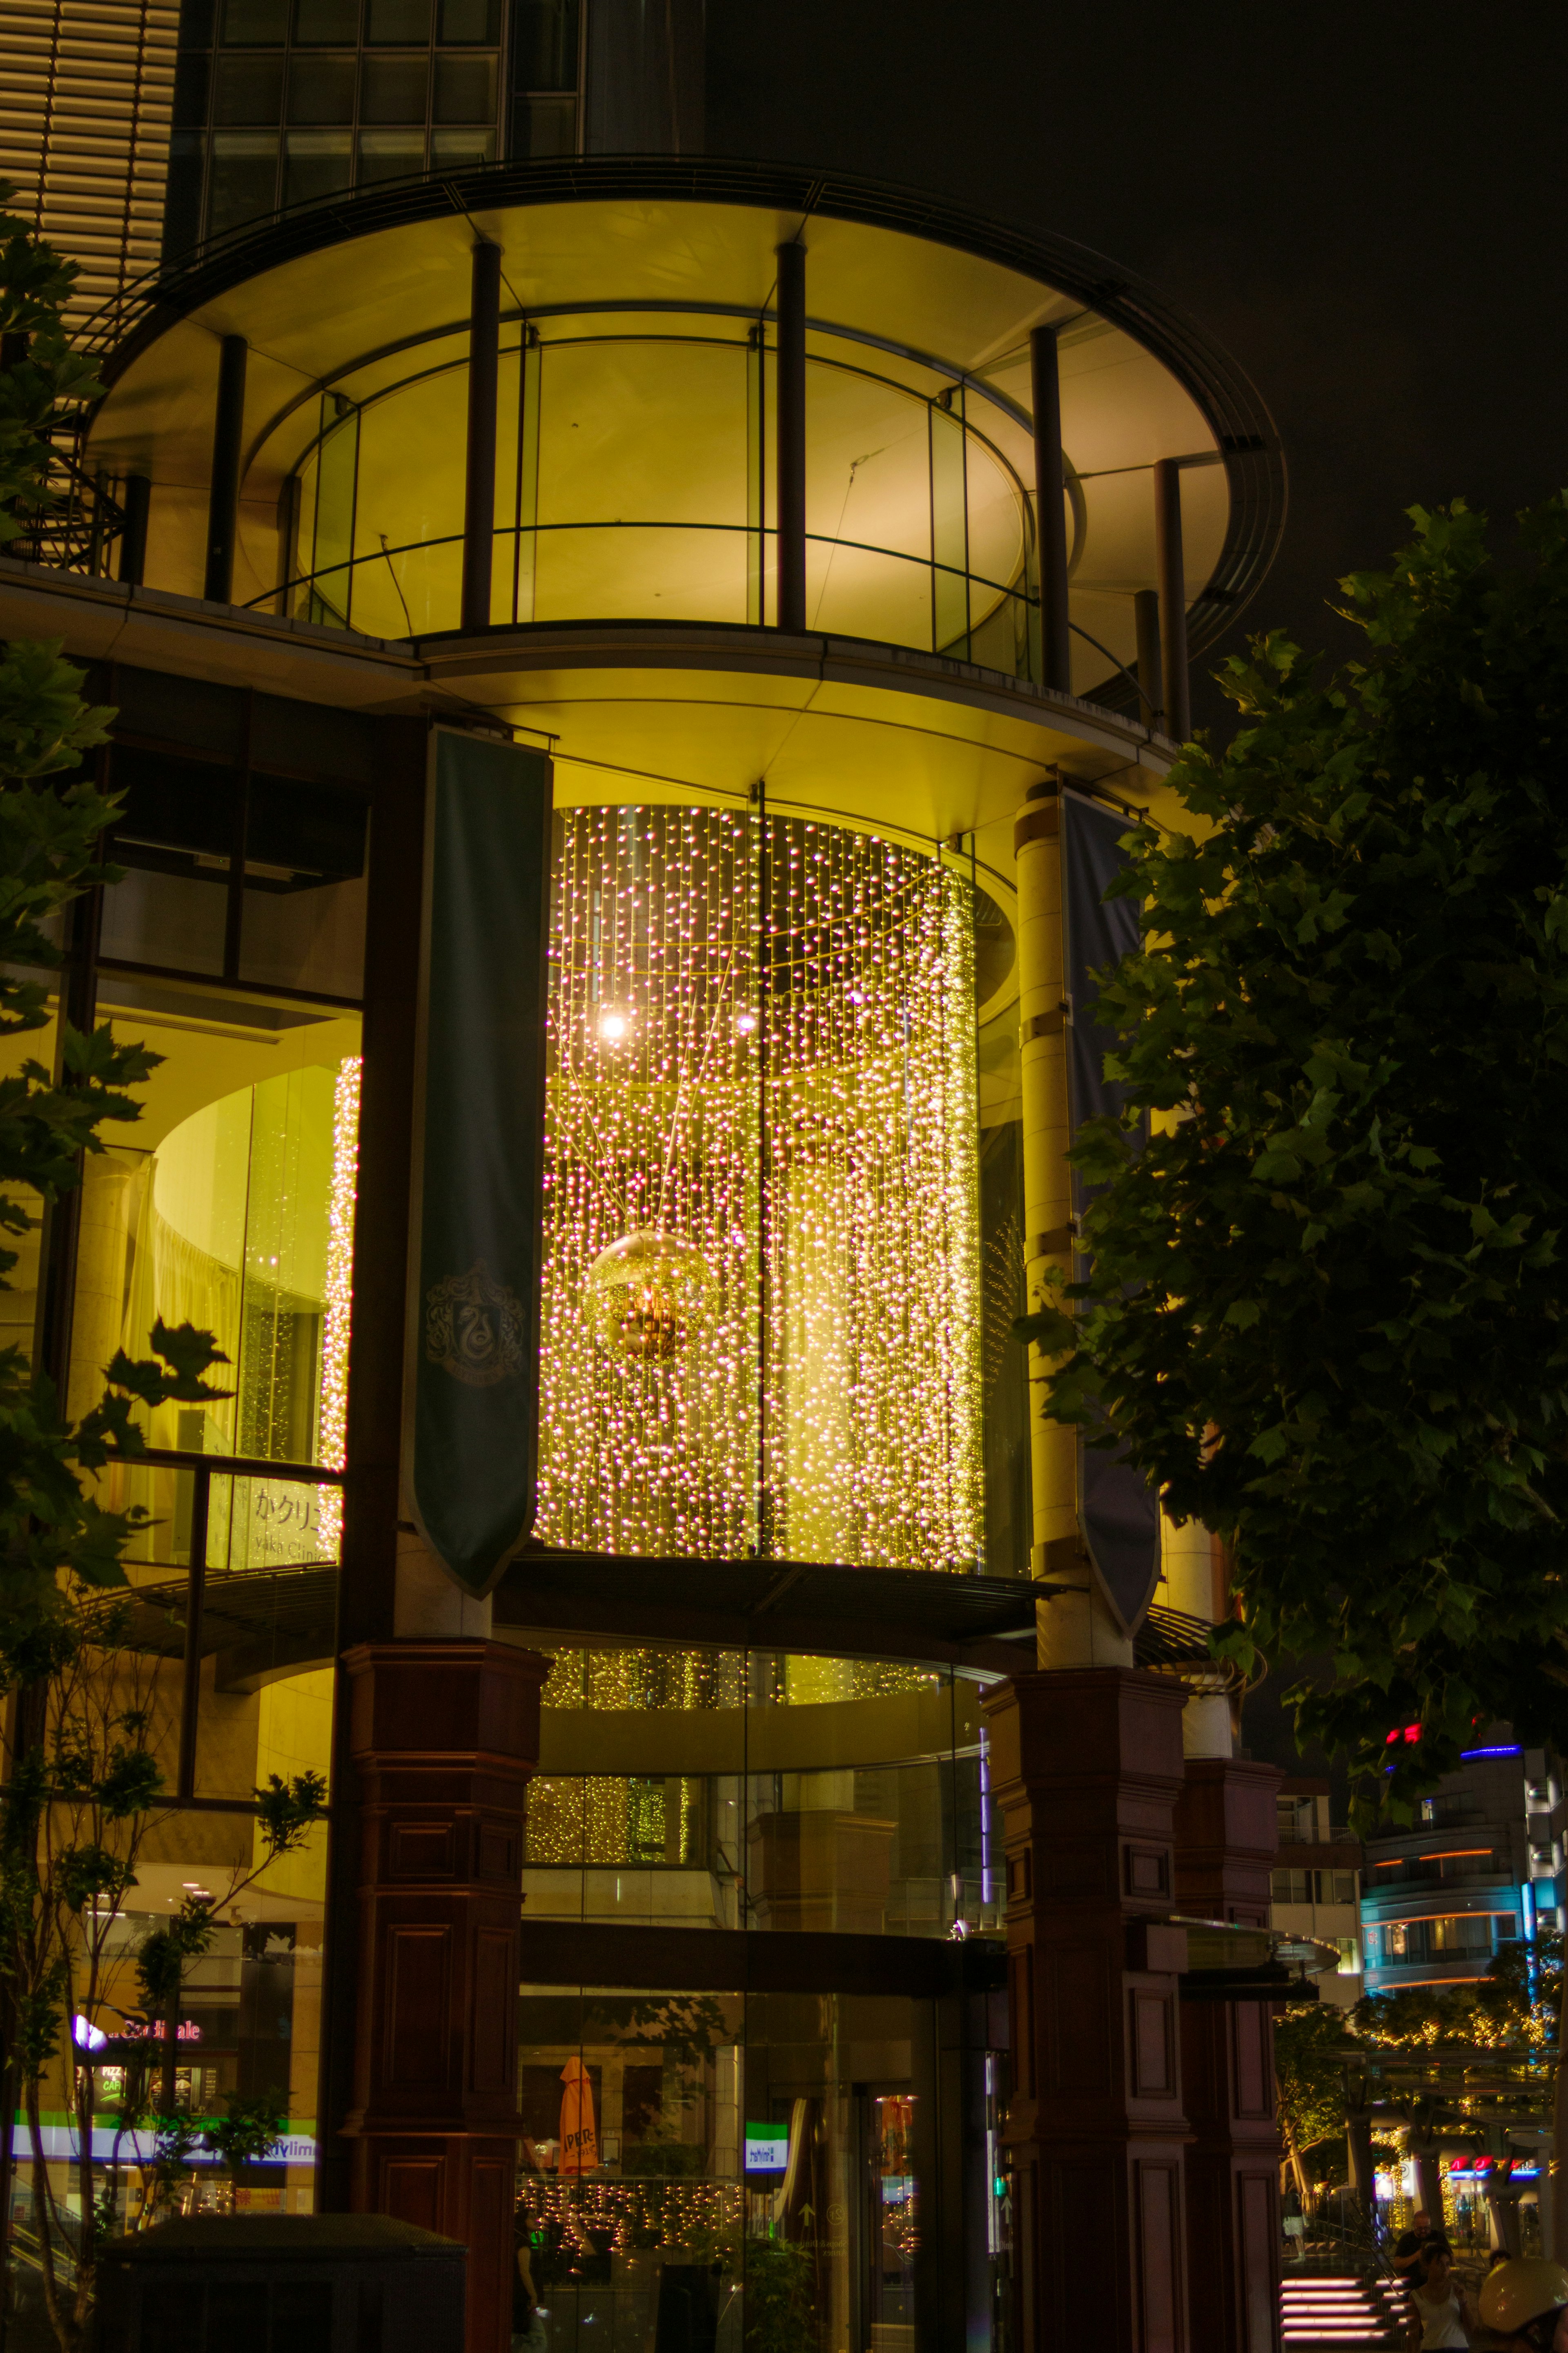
521,1641 -> 1001,1938
539,805 -> 982,1569
276,312 -> 1045,669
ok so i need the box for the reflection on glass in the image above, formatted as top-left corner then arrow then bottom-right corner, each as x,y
521,1646 -> 1002,1940
514,1989 -> 975,2351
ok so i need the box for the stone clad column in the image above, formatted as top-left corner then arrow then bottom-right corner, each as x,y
1013,773 -> 1131,1669
984,1668 -> 1192,2353
343,1637 -> 548,2353
1173,1759 -> 1284,2353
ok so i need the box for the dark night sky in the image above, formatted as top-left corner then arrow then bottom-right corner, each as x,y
710,1 -> 1568,731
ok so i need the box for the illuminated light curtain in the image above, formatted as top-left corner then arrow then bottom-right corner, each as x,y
535,805 -> 980,1570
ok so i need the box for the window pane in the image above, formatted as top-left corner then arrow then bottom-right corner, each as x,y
360,53 -> 429,118
215,54 -> 285,122
364,0 -> 431,41
293,0 -> 358,36
283,129 -> 354,204
207,132 -> 281,234
429,126 -> 494,164
357,127 -> 425,180
75,1006 -> 363,1461
163,136 -> 206,255
173,53 -> 212,125
511,0 -> 577,88
287,54 -> 356,120
239,775 -> 368,997
98,870 -> 229,973
432,51 -> 494,121
437,0 -> 498,38
510,92 -> 574,154
221,0 -> 287,40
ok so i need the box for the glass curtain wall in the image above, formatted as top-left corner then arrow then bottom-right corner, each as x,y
519,1643 -> 1002,1938
536,805 -> 982,1572
8,670 -> 371,2262
514,1983 -> 1010,2353
166,0 -> 509,254
274,318 -> 1039,669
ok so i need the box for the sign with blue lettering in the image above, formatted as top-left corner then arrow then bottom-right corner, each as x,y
744,2124 -> 789,2173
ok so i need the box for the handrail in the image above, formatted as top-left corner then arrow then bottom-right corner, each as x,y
246,516 -> 1036,634
111,1449 -> 343,1798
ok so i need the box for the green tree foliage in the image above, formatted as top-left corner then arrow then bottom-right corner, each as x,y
0,200 -> 328,2350
1274,2001 -> 1356,2195
1027,503 -> 1568,1824
0,186 -> 102,542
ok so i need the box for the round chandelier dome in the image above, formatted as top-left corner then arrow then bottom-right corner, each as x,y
584,1229 -> 717,1362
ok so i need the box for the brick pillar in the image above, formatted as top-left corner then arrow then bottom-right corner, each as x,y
1173,1759 -> 1284,2353
984,1668 -> 1192,2353
342,1638 -> 548,2353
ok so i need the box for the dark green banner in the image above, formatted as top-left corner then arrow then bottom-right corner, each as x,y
409,727 -> 552,1594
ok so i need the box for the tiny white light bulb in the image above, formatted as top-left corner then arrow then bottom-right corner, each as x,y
596,1008 -> 630,1044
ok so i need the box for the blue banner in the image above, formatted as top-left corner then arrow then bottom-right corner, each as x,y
1060,788 -> 1160,1637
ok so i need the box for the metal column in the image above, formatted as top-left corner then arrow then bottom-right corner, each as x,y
1029,324 -> 1071,694
119,473 -> 151,586
203,334 -> 247,605
1134,585 -> 1163,730
775,239 -> 806,632
1155,457 -> 1191,740
461,239 -> 502,634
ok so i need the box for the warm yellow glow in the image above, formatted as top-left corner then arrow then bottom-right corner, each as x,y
534,807 -> 980,1569
316,1053 -> 361,1557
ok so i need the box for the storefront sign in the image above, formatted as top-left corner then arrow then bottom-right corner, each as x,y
409,730 -> 553,1593
745,2125 -> 790,2173
1061,789 -> 1160,1637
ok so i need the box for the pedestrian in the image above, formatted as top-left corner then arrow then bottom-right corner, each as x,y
1397,2214 -> 1441,2284
1408,2242 -> 1473,2351
513,2232 -> 547,2352
1476,2259 -> 1568,2353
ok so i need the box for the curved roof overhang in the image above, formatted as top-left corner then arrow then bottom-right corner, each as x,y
81,155 -> 1286,661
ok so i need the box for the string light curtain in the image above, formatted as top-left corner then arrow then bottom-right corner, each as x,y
536,805 -> 981,1570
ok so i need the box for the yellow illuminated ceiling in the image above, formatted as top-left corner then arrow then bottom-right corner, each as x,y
85,192 -> 1232,695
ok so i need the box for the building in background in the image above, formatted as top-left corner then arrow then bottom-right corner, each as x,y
1361,1737 -> 1564,1994
1270,1779 -> 1364,2011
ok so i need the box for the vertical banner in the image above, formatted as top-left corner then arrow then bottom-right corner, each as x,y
408,728 -> 552,1594
1060,788 -> 1160,1637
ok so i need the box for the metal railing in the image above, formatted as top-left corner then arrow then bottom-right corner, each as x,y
133,1445 -> 345,1804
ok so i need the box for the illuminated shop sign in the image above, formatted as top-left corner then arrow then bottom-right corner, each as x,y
73,2015 -> 203,2051
744,2125 -> 790,2174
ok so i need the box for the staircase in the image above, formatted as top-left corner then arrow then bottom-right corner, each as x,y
1281,2274 -> 1407,2349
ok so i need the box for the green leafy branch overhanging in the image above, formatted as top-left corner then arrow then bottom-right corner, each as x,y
1021,499 -> 1568,1827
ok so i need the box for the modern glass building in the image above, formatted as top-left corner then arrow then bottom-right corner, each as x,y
0,22 -> 1292,2348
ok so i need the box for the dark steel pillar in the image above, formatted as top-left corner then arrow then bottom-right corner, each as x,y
1134,586 -> 1163,730
1174,1760 -> 1284,2353
775,239 -> 807,633
461,240 -> 502,633
203,335 -> 247,604
119,473 -> 151,586
984,1668 -> 1193,2353
1030,323 -> 1072,695
1155,458 -> 1191,740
